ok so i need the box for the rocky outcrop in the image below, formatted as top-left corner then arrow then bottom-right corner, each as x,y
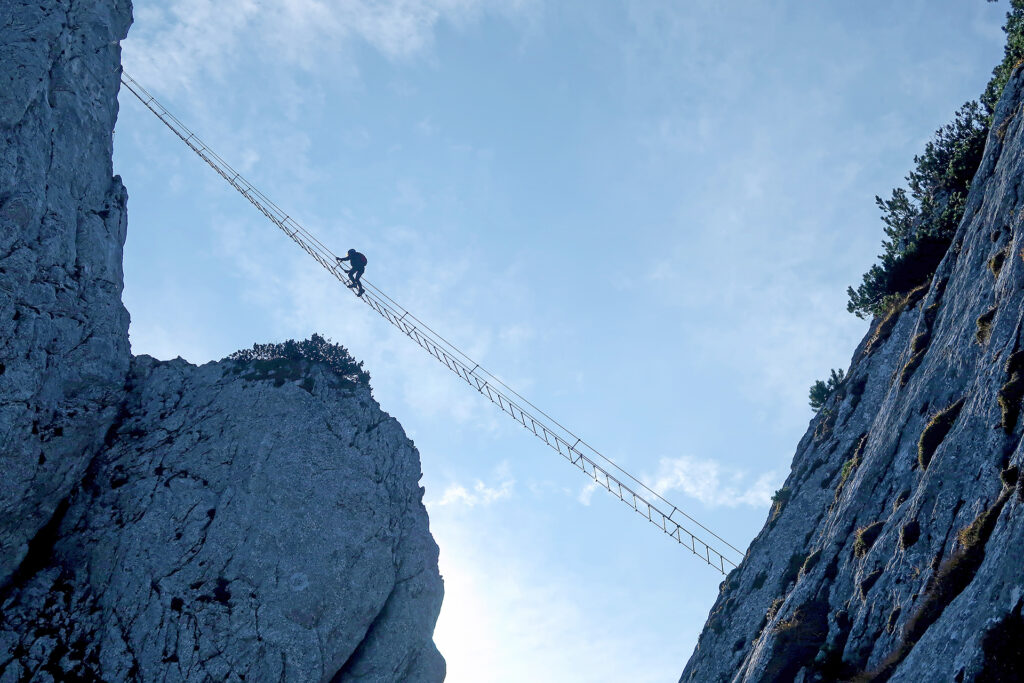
0,356 -> 444,682
681,68 -> 1024,682
0,1 -> 445,680
0,0 -> 133,584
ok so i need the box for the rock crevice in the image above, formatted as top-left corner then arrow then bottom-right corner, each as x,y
681,65 -> 1024,683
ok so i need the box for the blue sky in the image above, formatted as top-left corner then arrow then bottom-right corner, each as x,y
115,1 -> 1009,680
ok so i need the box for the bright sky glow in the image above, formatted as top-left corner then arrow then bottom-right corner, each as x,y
115,2 -> 1008,681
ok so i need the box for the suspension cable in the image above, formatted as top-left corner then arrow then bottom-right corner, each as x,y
118,69 -> 744,573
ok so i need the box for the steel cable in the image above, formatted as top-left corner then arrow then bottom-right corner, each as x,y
119,69 -> 744,572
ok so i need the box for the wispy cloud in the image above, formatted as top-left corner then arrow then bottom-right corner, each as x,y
431,463 -> 515,508
647,455 -> 781,509
577,480 -> 600,506
125,0 -> 540,95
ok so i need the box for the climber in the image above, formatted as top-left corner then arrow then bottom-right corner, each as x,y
336,249 -> 367,296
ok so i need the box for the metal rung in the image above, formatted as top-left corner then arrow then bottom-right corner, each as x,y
120,68 -> 742,575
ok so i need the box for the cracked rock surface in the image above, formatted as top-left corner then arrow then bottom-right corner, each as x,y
0,0 -> 133,584
1,357 -> 444,682
1,0 -> 445,680
681,68 -> 1024,683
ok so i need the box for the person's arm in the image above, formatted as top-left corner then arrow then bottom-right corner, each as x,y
336,255 -> 350,263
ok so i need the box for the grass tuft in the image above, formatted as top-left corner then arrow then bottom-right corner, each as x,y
770,487 -> 792,521
998,351 -> 1024,433
1000,465 -> 1019,489
801,550 -> 822,576
976,306 -> 998,345
762,600 -> 831,683
989,246 -> 1009,277
854,521 -> 885,559
864,284 -> 930,356
918,398 -> 966,470
886,606 -> 902,634
859,492 -> 1011,682
835,434 -> 869,502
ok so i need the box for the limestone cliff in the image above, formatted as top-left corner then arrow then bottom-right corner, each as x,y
1,354 -> 444,681
0,0 -> 133,585
681,68 -> 1024,683
0,1 -> 445,681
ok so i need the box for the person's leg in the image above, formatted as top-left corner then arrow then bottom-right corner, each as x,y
352,268 -> 365,295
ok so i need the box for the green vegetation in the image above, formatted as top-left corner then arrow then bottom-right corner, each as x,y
1000,465 -> 1019,487
765,597 -> 785,623
800,549 -> 822,575
900,302 -> 943,384
226,333 -> 370,388
899,331 -> 932,386
958,504 -> 1003,549
813,408 -> 837,444
809,368 -> 846,412
762,600 -> 831,683
998,351 -> 1024,432
886,606 -> 903,634
976,306 -> 998,344
858,480 -> 1013,682
863,284 -> 930,355
835,434 -> 869,502
905,497 -> 1009,651
770,487 -> 792,521
989,245 -> 1010,277
846,106 -> 986,319
839,459 -> 856,485
854,521 -> 885,558
982,1 -> 1024,114
917,397 -> 967,470
847,0 -> 1024,320
781,552 -> 806,587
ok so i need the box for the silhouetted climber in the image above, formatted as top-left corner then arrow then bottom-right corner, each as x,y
336,249 -> 367,296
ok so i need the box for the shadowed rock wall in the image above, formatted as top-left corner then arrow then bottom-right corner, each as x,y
0,0 -> 133,585
682,67 -> 1024,683
0,1 -> 445,680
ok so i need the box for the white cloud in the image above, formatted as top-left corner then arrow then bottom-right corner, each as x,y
125,0 -> 540,95
648,455 -> 781,509
432,463 -> 515,508
577,480 -> 600,506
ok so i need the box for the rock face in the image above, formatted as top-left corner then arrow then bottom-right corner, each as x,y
682,69 -> 1024,682
0,0 -> 133,585
0,356 -> 444,681
0,1 -> 445,681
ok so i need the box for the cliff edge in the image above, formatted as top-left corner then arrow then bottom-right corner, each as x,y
681,63 -> 1024,683
0,1 -> 444,681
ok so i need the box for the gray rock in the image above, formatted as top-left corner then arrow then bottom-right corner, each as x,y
681,68 -> 1024,683
0,1 -> 445,680
1,356 -> 444,682
0,0 -> 133,583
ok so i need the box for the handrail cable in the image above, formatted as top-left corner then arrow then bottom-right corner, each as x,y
119,68 -> 743,574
